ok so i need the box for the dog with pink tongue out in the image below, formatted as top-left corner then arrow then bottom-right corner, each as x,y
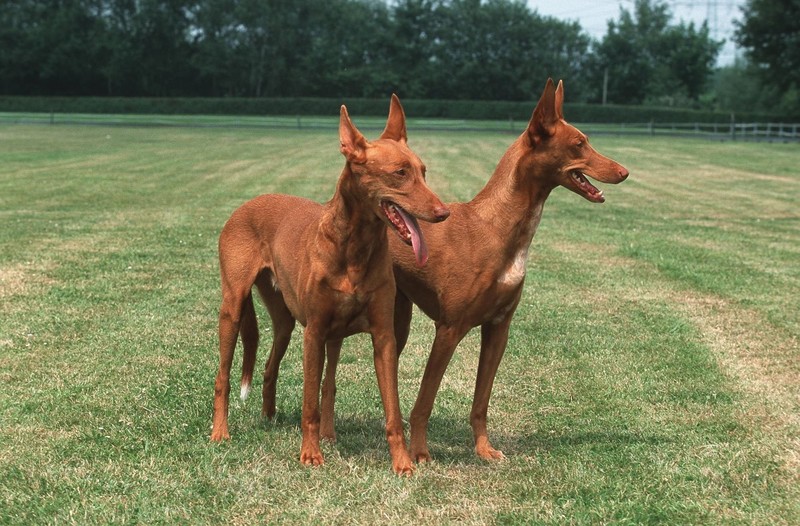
210,94 -> 449,476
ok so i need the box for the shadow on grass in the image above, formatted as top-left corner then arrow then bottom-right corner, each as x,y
255,407 -> 673,465
258,408 -> 481,463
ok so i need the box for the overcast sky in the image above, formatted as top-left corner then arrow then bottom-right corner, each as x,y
526,0 -> 745,65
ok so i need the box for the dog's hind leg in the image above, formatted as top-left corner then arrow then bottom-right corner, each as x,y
212,286 -> 251,441
238,292 -> 259,401
258,274 -> 296,420
320,338 -> 342,441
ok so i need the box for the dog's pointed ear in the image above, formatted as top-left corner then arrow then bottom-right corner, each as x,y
340,105 -> 369,164
554,80 -> 564,120
380,94 -> 408,143
527,78 -> 559,146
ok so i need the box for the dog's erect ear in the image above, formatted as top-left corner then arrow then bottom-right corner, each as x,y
379,94 -> 408,143
554,80 -> 564,120
340,105 -> 369,164
527,78 -> 559,146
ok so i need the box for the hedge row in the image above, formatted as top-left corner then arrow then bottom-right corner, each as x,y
0,96 -> 788,124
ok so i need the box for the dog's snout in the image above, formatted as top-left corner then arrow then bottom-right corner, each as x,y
617,165 -> 630,180
433,206 -> 450,222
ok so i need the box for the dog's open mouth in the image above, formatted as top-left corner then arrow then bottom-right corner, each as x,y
381,201 -> 429,266
570,171 -> 605,203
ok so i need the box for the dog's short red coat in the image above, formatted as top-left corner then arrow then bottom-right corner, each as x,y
320,79 -> 629,462
388,79 -> 629,462
210,96 -> 449,475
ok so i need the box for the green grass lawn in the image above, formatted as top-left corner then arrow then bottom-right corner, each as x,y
0,122 -> 798,525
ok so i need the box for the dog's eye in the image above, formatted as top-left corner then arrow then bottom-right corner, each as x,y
394,168 -> 406,176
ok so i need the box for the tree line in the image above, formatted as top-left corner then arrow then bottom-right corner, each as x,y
0,0 -> 796,116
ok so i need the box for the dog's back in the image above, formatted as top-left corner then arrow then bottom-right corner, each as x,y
211,96 -> 449,474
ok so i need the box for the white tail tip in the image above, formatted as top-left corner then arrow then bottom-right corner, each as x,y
240,383 -> 251,402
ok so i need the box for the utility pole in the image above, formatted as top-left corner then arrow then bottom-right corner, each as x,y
706,0 -> 719,40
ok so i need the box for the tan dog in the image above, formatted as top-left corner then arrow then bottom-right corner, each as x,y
389,79 -> 629,462
211,95 -> 449,475
312,79 -> 628,462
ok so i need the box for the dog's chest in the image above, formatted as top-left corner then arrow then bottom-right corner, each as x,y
328,278 -> 374,334
497,248 -> 528,287
334,286 -> 368,314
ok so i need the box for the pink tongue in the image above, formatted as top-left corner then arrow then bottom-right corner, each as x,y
395,206 -> 428,266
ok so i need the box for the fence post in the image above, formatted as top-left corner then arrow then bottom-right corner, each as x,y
730,113 -> 736,140
296,115 -> 301,129
50,111 -> 55,125
649,119 -> 654,136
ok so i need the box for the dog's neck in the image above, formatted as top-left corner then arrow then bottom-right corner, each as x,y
319,165 -> 388,274
469,137 -> 554,258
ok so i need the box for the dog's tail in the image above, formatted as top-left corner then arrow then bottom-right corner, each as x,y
239,293 -> 259,401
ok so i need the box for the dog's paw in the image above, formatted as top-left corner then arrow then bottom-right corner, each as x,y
209,428 -> 231,442
392,451 -> 416,476
411,449 -> 433,463
474,435 -> 505,461
476,445 -> 505,461
261,403 -> 277,420
300,448 -> 325,467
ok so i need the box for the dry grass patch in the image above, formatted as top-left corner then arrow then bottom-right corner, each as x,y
537,232 -> 799,488
0,265 -> 27,299
672,291 -> 800,479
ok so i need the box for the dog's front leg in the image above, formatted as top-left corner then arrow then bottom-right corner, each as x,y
299,325 -> 326,467
472,314 -> 513,460
370,308 -> 414,475
409,323 -> 470,462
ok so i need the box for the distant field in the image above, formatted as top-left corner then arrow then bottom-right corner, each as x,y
0,111 -> 527,132
0,122 -> 797,525
6,111 -> 790,140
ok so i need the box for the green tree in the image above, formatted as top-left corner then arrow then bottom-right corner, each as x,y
0,0 -> 109,95
0,0 -> 724,102
298,0 -> 394,98
386,0 -> 440,98
190,0 -> 241,96
735,0 -> 800,94
713,59 -> 769,113
102,0 -> 198,96
190,0 -> 393,98
431,0 -> 591,101
590,0 -> 721,105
